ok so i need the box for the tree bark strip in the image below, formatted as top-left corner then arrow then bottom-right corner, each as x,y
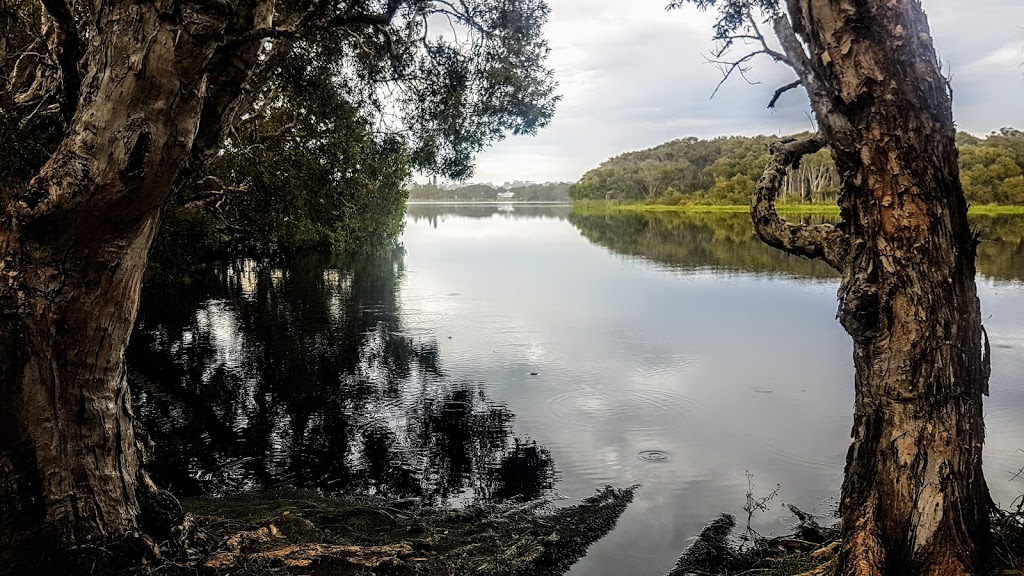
0,0 -> 234,558
752,1 -> 992,574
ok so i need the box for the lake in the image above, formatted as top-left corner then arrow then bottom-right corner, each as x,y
130,204 -> 1024,576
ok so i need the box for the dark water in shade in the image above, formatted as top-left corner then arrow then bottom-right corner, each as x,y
130,204 -> 1024,576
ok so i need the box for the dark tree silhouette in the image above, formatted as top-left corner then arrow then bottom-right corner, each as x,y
0,0 -> 555,569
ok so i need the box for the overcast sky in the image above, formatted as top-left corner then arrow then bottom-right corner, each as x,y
468,0 -> 1024,184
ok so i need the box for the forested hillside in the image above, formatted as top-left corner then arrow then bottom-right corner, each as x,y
570,129 -> 1024,205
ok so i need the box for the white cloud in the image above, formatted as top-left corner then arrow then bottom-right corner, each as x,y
468,0 -> 1024,183
965,43 -> 1024,75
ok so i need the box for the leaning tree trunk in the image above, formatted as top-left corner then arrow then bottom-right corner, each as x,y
752,1 -> 991,574
0,0 -> 247,568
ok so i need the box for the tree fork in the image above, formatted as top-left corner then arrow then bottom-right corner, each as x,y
751,135 -> 848,271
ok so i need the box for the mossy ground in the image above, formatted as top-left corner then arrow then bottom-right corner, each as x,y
143,486 -> 636,575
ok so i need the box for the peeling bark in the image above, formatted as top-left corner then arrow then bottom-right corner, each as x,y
755,1 -> 992,574
0,0 -> 234,565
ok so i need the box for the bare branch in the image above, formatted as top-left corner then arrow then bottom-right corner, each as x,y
771,15 -> 814,83
751,135 -> 848,271
39,0 -> 82,123
181,176 -> 249,210
767,79 -> 801,108
707,50 -> 765,98
705,10 -> 790,99
745,9 -> 788,64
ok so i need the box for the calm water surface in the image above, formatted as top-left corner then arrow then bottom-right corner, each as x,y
131,205 -> 1024,576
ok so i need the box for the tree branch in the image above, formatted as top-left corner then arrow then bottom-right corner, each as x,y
323,0 -> 404,29
705,11 -> 790,99
751,135 -> 848,271
770,15 -> 814,84
38,0 -> 82,123
767,79 -> 800,108
225,0 -> 406,49
771,15 -> 854,144
224,26 -> 299,47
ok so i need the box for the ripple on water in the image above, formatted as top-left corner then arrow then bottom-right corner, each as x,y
637,450 -> 672,463
544,387 -> 699,432
761,443 -> 840,475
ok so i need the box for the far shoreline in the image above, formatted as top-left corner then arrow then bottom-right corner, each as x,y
406,200 -> 572,206
569,201 -> 1024,216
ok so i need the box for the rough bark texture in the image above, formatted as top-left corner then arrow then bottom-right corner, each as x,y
752,1 -> 991,574
0,0 -> 245,567
752,135 -> 847,271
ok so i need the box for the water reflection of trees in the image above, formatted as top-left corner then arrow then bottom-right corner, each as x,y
570,211 -> 1024,282
973,215 -> 1024,282
569,211 -> 837,279
129,251 -> 554,502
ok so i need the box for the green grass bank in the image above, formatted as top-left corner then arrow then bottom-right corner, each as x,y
571,200 -> 1024,216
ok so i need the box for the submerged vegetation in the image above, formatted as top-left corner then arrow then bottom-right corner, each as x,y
570,129 -> 1024,207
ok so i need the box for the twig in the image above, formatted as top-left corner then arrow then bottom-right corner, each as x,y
768,79 -> 801,109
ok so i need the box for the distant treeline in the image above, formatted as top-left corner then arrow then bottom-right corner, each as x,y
409,182 -> 571,202
570,128 -> 1024,205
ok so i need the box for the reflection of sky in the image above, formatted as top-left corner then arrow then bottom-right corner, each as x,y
398,207 -> 1024,576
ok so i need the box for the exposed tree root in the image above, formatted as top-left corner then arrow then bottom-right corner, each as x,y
835,515 -> 886,576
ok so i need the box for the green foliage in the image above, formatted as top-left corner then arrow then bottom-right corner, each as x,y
144,0 -> 558,267
318,0 -> 559,181
407,181 -> 571,202
571,129 -> 1024,207
960,129 -> 1024,205
3,0 -> 559,266
570,133 -> 835,205
152,42 -> 411,268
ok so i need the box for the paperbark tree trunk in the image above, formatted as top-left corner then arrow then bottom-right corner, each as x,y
0,0 -> 236,568
751,1 -> 992,574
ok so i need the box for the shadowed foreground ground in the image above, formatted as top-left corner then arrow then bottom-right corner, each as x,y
147,486 -> 636,575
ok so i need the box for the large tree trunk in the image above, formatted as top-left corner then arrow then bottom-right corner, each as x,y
752,1 -> 992,574
0,0 -> 234,568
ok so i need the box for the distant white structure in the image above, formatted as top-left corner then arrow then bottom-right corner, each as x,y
497,191 -> 516,199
